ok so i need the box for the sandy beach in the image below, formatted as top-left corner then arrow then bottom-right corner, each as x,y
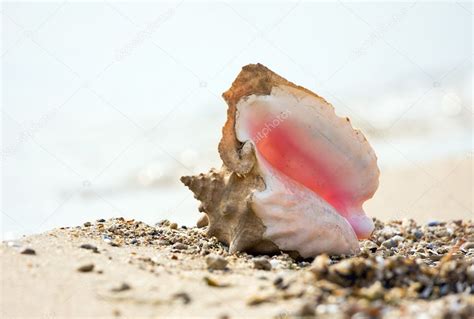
2,2 -> 472,318
2,217 -> 473,318
367,154 -> 473,223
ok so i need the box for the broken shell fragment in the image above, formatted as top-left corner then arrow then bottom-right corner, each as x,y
181,64 -> 379,257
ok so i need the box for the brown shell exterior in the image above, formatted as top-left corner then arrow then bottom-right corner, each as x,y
180,167 -> 278,254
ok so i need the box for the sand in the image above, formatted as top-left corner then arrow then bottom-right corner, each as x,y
1,218 -> 473,318
367,154 -> 473,222
0,220 -> 304,318
2,155 -> 473,318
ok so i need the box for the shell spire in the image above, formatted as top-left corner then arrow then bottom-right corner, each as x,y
181,167 -> 278,254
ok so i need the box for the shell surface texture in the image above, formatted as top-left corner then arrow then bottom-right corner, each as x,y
181,64 -> 379,258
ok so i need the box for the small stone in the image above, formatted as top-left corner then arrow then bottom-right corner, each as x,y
414,229 -> 424,240
172,243 -> 188,250
382,239 -> 398,249
158,239 -> 171,246
83,221 -> 92,227
80,244 -> 99,253
331,259 -> 353,276
385,287 -> 406,302
203,276 -> 228,287
109,240 -> 121,247
97,218 -> 106,223
310,254 -> 330,276
380,228 -> 396,239
173,292 -> 191,304
358,281 -> 384,300
466,265 -> 474,280
205,254 -> 228,270
111,282 -> 131,292
20,248 -> 36,255
296,302 -> 316,316
273,276 -> 283,287
420,285 -> 433,298
253,257 -> 272,271
461,242 -> 474,250
247,295 -> 271,306
429,253 -> 442,261
169,222 -> 178,230
273,276 -> 289,290
392,235 -> 404,243
427,220 -> 440,227
269,259 -> 280,269
361,241 -> 378,253
77,263 -> 94,272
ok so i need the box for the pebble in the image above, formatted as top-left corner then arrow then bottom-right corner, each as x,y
461,242 -> 474,250
169,222 -> 178,230
358,281 -> 384,300
80,244 -> 99,253
173,292 -> 191,304
466,265 -> 474,280
380,227 -> 396,239
247,295 -> 271,306
203,276 -> 228,287
158,239 -> 172,246
77,263 -> 95,272
361,241 -> 378,253
382,238 -> 398,249
205,254 -> 228,270
273,276 -> 289,290
393,235 -> 404,243
20,248 -> 36,255
110,282 -> 131,292
112,309 -> 121,317
310,254 -> 330,275
253,257 -> 272,271
269,259 -> 281,269
414,229 -> 424,240
172,243 -> 188,250
109,240 -> 121,247
296,302 -> 316,316
83,221 -> 92,227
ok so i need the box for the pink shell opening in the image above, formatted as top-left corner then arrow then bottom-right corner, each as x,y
237,89 -> 377,239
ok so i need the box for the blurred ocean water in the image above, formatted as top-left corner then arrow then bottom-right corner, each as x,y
1,1 -> 472,239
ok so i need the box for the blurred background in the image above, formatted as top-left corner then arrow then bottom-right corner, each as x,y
1,1 -> 472,240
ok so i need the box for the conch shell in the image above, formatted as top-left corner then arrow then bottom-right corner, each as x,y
181,64 -> 379,257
